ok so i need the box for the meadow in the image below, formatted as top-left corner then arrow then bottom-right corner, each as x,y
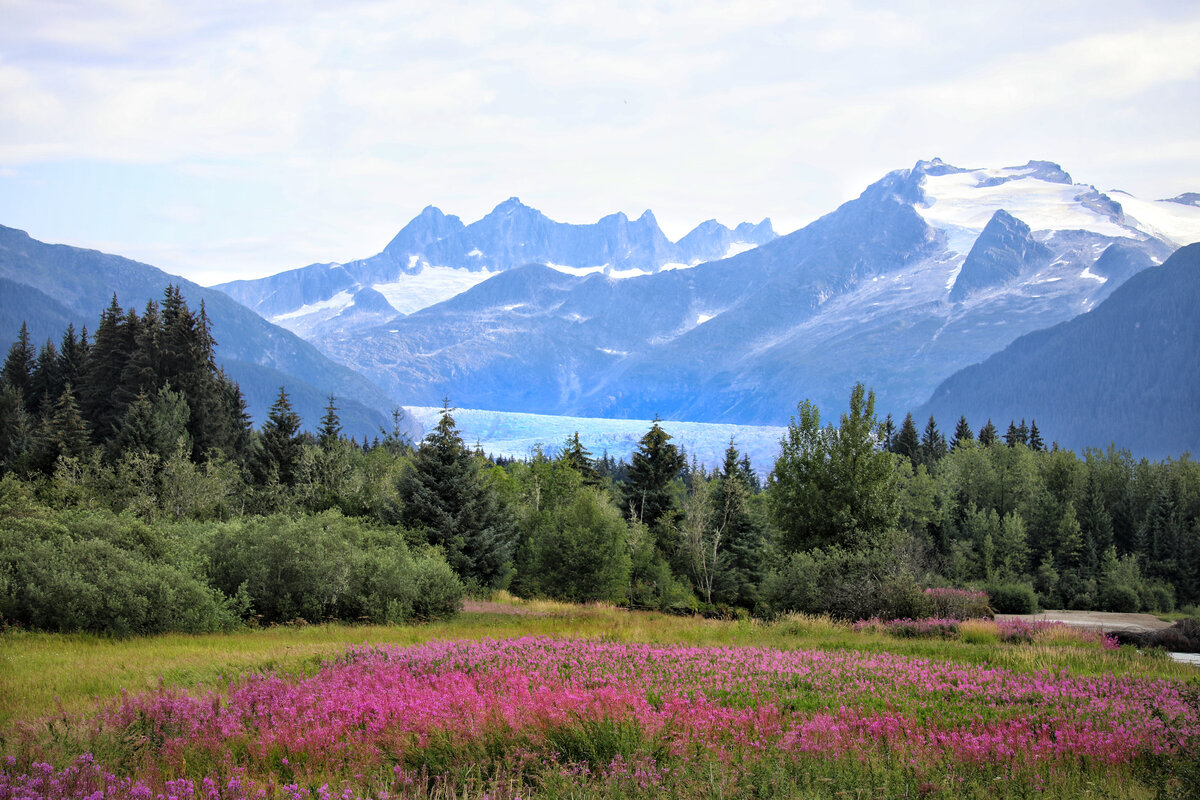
2,600 -> 1199,799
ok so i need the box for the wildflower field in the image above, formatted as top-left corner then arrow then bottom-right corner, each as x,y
3,604 -> 1199,799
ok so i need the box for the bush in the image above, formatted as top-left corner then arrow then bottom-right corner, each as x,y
0,535 -> 237,635
1099,583 -> 1141,613
761,545 -> 928,621
203,511 -> 462,625
986,582 -> 1039,614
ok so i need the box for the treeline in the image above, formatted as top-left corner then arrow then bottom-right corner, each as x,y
1,290 -> 1199,634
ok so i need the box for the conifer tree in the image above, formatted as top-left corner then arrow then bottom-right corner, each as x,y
920,415 -> 947,466
398,404 -> 515,588
713,441 -> 764,609
36,384 -> 92,468
254,386 -> 303,485
2,322 -> 35,405
978,419 -> 998,447
559,431 -> 600,485
880,414 -> 896,452
950,415 -> 974,451
622,418 -> 685,532
28,340 -> 62,415
317,394 -> 342,449
1028,420 -> 1045,452
894,412 -> 920,462
57,324 -> 88,393
83,296 -> 132,440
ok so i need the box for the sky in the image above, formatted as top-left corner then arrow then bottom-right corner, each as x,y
2,0 -> 1199,286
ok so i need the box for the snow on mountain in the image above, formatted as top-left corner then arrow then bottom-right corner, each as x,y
216,201 -> 777,338
1106,190 -> 1200,247
306,159 -> 1185,429
405,406 -> 786,476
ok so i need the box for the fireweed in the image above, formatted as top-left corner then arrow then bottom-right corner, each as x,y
2,637 -> 1196,799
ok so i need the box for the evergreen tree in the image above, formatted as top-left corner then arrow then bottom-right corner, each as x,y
713,441 -> 764,609
57,324 -> 88,393
28,340 -> 62,415
379,407 -> 412,454
0,383 -> 35,474
36,384 -> 92,468
254,386 -> 303,485
1028,419 -> 1045,452
894,412 -> 920,462
2,322 -> 35,405
978,419 -> 998,447
621,418 -> 685,532
920,415 -> 947,466
83,296 -> 133,440
880,414 -> 896,453
317,394 -> 342,449
559,431 -> 600,485
398,404 -> 515,588
950,415 -> 974,451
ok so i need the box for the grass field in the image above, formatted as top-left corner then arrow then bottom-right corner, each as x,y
3,600 -> 1199,799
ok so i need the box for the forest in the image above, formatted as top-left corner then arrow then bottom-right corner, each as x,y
1,287 -> 1198,635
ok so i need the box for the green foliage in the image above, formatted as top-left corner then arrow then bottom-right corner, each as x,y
201,511 -> 461,625
0,503 -> 238,635
769,384 -> 900,553
1099,583 -> 1141,613
398,405 -> 515,589
621,419 -> 685,532
986,582 -> 1039,614
761,540 -> 926,621
519,487 -> 630,604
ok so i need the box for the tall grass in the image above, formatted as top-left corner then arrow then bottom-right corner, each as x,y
3,602 -> 1194,730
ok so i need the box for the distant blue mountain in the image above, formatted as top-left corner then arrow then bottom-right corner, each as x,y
214,199 -> 777,329
310,160 -> 1190,430
0,225 -> 412,441
919,242 -> 1200,458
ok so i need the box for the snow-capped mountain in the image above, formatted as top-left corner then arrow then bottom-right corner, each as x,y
918,242 -> 1200,458
299,159 -> 1199,428
215,200 -> 776,339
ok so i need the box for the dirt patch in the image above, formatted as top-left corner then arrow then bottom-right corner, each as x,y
995,610 -> 1172,634
461,600 -> 542,616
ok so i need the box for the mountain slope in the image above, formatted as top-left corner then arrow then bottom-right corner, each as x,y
918,242 -> 1200,459
0,225 -> 409,439
214,200 -> 776,337
309,160 -> 1196,426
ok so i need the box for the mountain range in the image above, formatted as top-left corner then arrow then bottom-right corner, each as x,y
5,158 -> 1198,460
919,242 -> 1200,458
229,160 -> 1197,439
0,225 -> 414,440
215,200 -> 776,338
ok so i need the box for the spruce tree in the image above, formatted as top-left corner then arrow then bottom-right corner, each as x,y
920,415 -> 947,466
1028,420 -> 1045,452
894,412 -> 920,462
83,296 -> 133,441
398,404 -> 515,588
1004,420 -> 1021,447
713,440 -> 764,609
559,431 -> 600,485
28,340 -> 62,415
950,416 -> 974,451
978,419 -> 998,447
880,414 -> 896,452
57,324 -> 89,393
254,386 -> 303,485
36,384 -> 92,469
621,418 -> 685,532
2,322 -> 35,406
317,394 -> 342,449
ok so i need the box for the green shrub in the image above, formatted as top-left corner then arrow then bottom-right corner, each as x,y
1099,583 -> 1141,613
0,535 -> 237,635
986,582 -> 1039,614
203,511 -> 462,625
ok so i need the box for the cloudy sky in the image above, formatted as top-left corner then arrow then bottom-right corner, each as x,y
2,0 -> 1199,285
